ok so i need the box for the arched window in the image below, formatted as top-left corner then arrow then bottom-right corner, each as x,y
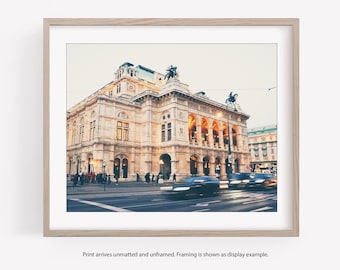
212,120 -> 219,146
188,114 -> 197,143
203,156 -> 210,176
159,154 -> 171,180
232,126 -> 238,146
222,123 -> 229,146
190,155 -> 198,176
122,158 -> 128,178
201,118 -> 209,144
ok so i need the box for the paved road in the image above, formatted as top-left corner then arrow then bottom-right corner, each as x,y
67,183 -> 277,212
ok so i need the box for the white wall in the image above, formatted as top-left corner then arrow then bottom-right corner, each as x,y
1,1 -> 339,269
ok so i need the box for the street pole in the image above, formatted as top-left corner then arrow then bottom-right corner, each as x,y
227,126 -> 233,178
159,159 -> 164,184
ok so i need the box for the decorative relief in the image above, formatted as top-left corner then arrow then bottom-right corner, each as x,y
117,111 -> 128,119
188,102 -> 199,109
200,106 -> 210,113
177,98 -> 186,105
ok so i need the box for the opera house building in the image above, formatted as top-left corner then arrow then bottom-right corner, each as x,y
66,62 -> 251,181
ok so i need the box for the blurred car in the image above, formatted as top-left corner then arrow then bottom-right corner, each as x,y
246,173 -> 277,189
160,176 -> 228,198
227,172 -> 252,189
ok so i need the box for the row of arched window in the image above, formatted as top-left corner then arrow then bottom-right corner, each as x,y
188,114 -> 238,147
67,112 -> 240,147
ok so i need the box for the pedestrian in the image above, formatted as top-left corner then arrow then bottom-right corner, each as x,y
136,173 -> 140,182
151,174 -> 155,182
173,173 -> 176,183
114,173 -> 119,185
72,174 -> 78,187
107,174 -> 111,185
80,172 -> 85,185
145,172 -> 150,183
156,173 -> 159,184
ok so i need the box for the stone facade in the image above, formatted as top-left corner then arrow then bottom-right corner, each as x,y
66,62 -> 251,181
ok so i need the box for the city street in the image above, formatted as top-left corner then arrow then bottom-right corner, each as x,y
67,182 -> 277,212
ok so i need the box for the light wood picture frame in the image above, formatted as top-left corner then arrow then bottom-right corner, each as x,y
43,18 -> 299,236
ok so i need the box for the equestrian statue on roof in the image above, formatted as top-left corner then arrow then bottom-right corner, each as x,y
164,65 -> 178,81
225,91 -> 239,112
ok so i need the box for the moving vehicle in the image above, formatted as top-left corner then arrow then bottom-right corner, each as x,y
160,176 -> 228,198
246,173 -> 277,189
228,172 -> 277,189
227,172 -> 252,189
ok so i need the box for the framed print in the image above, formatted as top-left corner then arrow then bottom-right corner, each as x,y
43,18 -> 299,236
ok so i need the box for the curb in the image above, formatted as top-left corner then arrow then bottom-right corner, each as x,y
67,182 -> 173,195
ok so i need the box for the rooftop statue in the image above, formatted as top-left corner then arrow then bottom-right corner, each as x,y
225,91 -> 239,112
164,65 -> 178,81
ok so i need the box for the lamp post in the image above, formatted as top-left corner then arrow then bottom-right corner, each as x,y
227,127 -> 233,178
159,159 -> 164,184
102,160 -> 106,191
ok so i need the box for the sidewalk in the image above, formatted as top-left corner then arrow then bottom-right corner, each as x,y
67,180 -> 173,195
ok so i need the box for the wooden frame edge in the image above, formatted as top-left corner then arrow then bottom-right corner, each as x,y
43,18 -> 299,237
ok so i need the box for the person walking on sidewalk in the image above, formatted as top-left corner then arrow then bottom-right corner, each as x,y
145,172 -> 150,183
114,173 -> 119,185
72,174 -> 79,187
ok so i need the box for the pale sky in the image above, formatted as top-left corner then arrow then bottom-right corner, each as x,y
67,43 -> 277,129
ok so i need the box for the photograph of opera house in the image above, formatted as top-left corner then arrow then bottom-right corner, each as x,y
66,62 -> 251,182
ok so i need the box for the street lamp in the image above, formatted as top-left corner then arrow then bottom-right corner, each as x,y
159,159 -> 164,184
227,127 -> 233,178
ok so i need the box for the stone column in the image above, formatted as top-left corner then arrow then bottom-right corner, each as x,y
218,129 -> 224,148
197,160 -> 204,176
208,127 -> 214,147
220,160 -> 227,180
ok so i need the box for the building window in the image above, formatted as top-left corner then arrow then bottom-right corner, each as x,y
161,124 -> 165,142
167,122 -> 172,141
89,121 -> 96,140
79,125 -> 84,143
161,122 -> 172,142
123,122 -> 129,140
72,129 -> 76,145
116,84 -> 121,94
117,121 -> 129,141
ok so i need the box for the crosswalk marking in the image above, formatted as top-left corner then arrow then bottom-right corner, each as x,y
69,198 -> 132,212
192,200 -> 221,207
193,209 -> 210,212
250,206 -> 273,212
